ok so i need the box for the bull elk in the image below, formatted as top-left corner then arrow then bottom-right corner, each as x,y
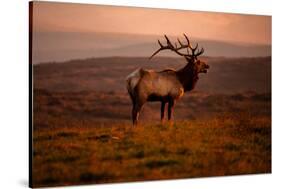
126,34 -> 209,126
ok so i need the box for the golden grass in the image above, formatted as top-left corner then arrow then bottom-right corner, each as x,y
32,112 -> 271,187
31,56 -> 271,187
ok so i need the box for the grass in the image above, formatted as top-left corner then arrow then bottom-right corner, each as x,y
31,87 -> 271,187
32,112 -> 271,187
31,56 -> 272,187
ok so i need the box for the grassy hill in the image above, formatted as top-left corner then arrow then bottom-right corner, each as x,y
32,88 -> 271,187
31,56 -> 271,187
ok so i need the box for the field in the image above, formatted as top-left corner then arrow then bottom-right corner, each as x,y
32,57 -> 271,187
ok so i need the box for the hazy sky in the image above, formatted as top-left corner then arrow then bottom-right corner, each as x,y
32,1 -> 271,45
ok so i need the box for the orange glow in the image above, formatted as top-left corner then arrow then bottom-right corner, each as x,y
32,1 -> 271,45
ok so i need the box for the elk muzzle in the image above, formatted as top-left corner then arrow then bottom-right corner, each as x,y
200,63 -> 210,73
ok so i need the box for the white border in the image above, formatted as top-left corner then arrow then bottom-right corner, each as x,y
0,0 -> 279,189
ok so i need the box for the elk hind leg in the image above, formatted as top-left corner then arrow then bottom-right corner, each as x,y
132,101 -> 144,126
160,101 -> 166,124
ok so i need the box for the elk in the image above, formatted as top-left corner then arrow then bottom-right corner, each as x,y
126,34 -> 209,126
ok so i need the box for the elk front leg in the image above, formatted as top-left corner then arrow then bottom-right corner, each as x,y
161,101 -> 166,124
168,100 -> 175,126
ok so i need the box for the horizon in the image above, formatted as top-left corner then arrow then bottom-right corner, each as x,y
32,31 -> 271,63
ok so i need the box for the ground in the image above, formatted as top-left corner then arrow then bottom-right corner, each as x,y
32,89 -> 271,187
31,57 -> 271,187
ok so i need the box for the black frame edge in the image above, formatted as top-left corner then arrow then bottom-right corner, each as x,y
29,1 -> 33,188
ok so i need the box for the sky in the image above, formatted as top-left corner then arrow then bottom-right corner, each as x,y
32,1 -> 271,45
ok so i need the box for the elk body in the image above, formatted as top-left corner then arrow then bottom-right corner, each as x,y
126,34 -> 209,126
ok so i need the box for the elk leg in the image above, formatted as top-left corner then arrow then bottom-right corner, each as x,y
161,101 -> 166,124
132,102 -> 144,126
168,100 -> 175,125
132,103 -> 136,125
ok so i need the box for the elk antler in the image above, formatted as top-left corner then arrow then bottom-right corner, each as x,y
149,34 -> 204,61
149,34 -> 190,60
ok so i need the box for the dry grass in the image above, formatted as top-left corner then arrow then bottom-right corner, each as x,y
32,90 -> 271,187
32,56 -> 271,187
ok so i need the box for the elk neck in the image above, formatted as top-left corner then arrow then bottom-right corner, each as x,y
176,63 -> 199,92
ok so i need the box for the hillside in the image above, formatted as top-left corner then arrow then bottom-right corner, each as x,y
32,84 -> 271,187
32,56 -> 271,187
33,56 -> 271,94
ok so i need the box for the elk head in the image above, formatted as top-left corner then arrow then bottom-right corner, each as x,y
149,34 -> 209,74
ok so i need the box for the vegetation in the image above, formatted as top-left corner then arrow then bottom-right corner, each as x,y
32,57 -> 271,187
32,89 -> 271,187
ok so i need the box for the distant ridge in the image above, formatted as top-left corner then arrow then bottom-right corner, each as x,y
33,32 -> 271,64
